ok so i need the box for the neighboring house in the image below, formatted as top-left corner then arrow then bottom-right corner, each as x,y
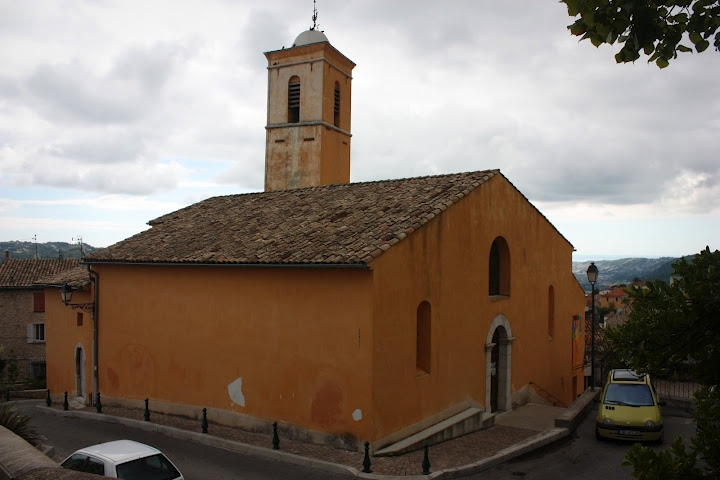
0,251 -> 78,384
44,27 -> 586,454
598,287 -> 629,310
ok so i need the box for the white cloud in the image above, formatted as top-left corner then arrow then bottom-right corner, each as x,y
0,0 -> 718,256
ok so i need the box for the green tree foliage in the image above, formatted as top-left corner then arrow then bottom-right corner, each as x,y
605,247 -> 720,478
561,0 -> 720,68
605,247 -> 720,384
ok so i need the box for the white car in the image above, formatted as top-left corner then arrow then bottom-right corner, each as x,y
60,439 -> 184,479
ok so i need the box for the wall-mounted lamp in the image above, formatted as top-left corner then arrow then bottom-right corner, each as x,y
60,283 -> 94,312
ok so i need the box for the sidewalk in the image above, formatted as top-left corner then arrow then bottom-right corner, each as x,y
38,390 -> 596,479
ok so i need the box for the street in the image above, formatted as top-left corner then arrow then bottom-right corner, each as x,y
17,400 -> 696,479
19,401 -> 349,480
469,403 -> 697,480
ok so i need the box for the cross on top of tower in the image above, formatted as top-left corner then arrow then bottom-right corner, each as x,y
311,0 -> 320,31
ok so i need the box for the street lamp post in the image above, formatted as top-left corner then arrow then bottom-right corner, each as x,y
586,262 -> 599,390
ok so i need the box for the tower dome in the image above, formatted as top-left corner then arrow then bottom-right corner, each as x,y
292,29 -> 329,47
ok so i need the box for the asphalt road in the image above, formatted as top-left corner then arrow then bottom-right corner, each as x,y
18,401 -> 350,480
17,400 -> 696,480
467,403 -> 697,480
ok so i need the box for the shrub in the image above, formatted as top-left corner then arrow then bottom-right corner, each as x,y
0,401 -> 40,446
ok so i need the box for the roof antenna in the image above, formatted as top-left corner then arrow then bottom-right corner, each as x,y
311,0 -> 319,31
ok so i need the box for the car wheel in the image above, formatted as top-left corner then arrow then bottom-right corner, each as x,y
654,429 -> 664,446
595,427 -> 603,441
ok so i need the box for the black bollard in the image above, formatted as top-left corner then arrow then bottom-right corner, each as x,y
144,398 -> 150,422
63,391 -> 69,411
95,392 -> 102,413
272,422 -> 280,450
362,441 -> 372,473
422,443 -> 431,475
201,408 -> 208,434
46,389 -> 51,407
6,388 -> 11,402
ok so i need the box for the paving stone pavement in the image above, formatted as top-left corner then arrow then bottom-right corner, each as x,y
45,403 -> 542,476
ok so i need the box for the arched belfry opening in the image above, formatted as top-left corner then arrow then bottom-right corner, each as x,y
485,315 -> 514,412
263,27 -> 356,192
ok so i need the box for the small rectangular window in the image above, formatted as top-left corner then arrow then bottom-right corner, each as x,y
31,361 -> 46,381
33,291 -> 45,312
27,323 -> 45,343
35,323 -> 45,341
77,312 -> 83,326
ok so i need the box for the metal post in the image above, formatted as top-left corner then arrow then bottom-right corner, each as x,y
422,443 -> 431,475
63,392 -> 69,411
272,422 -> 280,450
46,389 -> 51,407
96,392 -> 102,413
201,408 -> 208,434
362,441 -> 372,473
144,398 -> 150,422
591,285 -> 596,390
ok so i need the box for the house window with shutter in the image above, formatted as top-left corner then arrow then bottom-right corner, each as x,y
288,76 -> 300,123
33,291 -> 45,312
27,323 -> 45,343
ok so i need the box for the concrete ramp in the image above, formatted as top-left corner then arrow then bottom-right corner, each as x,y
374,407 -> 494,457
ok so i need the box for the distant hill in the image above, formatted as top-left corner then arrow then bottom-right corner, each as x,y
0,240 -> 99,264
572,257 -> 683,292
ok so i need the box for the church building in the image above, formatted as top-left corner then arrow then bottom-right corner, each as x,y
43,24 -> 586,454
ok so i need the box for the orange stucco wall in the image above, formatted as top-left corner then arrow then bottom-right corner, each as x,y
88,266 -> 374,440
45,286 -> 94,400
368,174 -> 585,439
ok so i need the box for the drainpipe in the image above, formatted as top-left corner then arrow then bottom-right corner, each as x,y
88,267 -> 99,404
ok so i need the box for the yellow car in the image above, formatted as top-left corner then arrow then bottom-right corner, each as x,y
595,369 -> 665,443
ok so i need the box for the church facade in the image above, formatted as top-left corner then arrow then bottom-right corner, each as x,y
44,27 -> 586,453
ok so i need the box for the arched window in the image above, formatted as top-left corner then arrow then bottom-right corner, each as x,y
416,301 -> 431,374
333,81 -> 340,127
288,76 -> 300,123
548,285 -> 555,339
489,236 -> 511,296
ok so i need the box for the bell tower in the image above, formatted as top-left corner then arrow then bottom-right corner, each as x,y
263,24 -> 355,191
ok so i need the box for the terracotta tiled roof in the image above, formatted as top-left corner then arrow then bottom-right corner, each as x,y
36,266 -> 91,288
87,170 -> 504,265
605,288 -> 627,298
0,258 -> 80,288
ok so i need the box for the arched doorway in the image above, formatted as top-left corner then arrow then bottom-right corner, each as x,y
74,344 -> 86,399
485,315 -> 515,413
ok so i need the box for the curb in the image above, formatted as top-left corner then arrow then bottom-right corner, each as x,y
38,392 -> 595,479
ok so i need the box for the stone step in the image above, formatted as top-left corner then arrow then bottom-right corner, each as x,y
375,407 -> 494,457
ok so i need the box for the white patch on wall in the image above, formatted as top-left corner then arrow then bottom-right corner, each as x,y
352,409 -> 362,421
227,378 -> 246,407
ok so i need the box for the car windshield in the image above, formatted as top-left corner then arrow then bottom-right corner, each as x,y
604,383 -> 655,407
115,453 -> 180,480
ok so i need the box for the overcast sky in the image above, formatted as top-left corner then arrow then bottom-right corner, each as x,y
1,1 -> 718,260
